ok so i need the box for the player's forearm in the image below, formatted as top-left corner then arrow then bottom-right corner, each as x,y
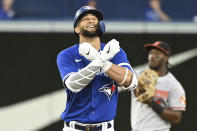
105,64 -> 133,87
149,101 -> 182,124
161,109 -> 182,124
65,58 -> 102,92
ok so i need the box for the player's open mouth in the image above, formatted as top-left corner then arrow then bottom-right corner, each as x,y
87,25 -> 96,29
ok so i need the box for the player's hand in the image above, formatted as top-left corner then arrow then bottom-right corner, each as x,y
99,39 -> 120,62
79,42 -> 99,61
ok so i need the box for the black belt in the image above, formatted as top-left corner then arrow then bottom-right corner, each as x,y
65,121 -> 112,131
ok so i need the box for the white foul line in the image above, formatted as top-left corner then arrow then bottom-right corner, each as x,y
0,89 -> 66,131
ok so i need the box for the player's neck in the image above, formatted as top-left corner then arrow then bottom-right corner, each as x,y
79,37 -> 101,50
150,64 -> 168,76
156,66 -> 168,76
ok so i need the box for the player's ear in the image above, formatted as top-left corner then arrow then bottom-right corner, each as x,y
164,55 -> 169,63
74,26 -> 80,34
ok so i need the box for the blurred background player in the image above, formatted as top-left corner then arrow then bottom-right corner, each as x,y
131,41 -> 186,131
84,0 -> 97,8
145,0 -> 171,22
0,0 -> 15,20
57,6 -> 137,131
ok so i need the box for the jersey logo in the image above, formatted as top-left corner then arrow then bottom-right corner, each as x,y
75,59 -> 82,62
180,95 -> 186,105
154,98 -> 168,108
99,82 -> 116,100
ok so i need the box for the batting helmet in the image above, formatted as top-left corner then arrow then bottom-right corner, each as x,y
73,6 -> 105,35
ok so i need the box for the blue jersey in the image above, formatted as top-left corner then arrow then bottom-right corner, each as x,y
57,43 -> 133,123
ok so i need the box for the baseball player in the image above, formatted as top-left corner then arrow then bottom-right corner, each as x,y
131,41 -> 186,131
57,6 -> 138,131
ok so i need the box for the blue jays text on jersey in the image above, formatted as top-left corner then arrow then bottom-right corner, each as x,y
57,43 -> 134,123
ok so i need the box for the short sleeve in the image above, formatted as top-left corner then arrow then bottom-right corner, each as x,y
168,83 -> 186,111
57,51 -> 78,81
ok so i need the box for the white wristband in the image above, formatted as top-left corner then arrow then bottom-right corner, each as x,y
102,61 -> 112,72
119,68 -> 128,85
121,72 -> 138,90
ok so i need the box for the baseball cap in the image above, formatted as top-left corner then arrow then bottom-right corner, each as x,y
144,41 -> 171,56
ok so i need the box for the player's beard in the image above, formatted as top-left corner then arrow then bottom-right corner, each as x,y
81,24 -> 100,37
149,63 -> 162,71
149,57 -> 163,71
